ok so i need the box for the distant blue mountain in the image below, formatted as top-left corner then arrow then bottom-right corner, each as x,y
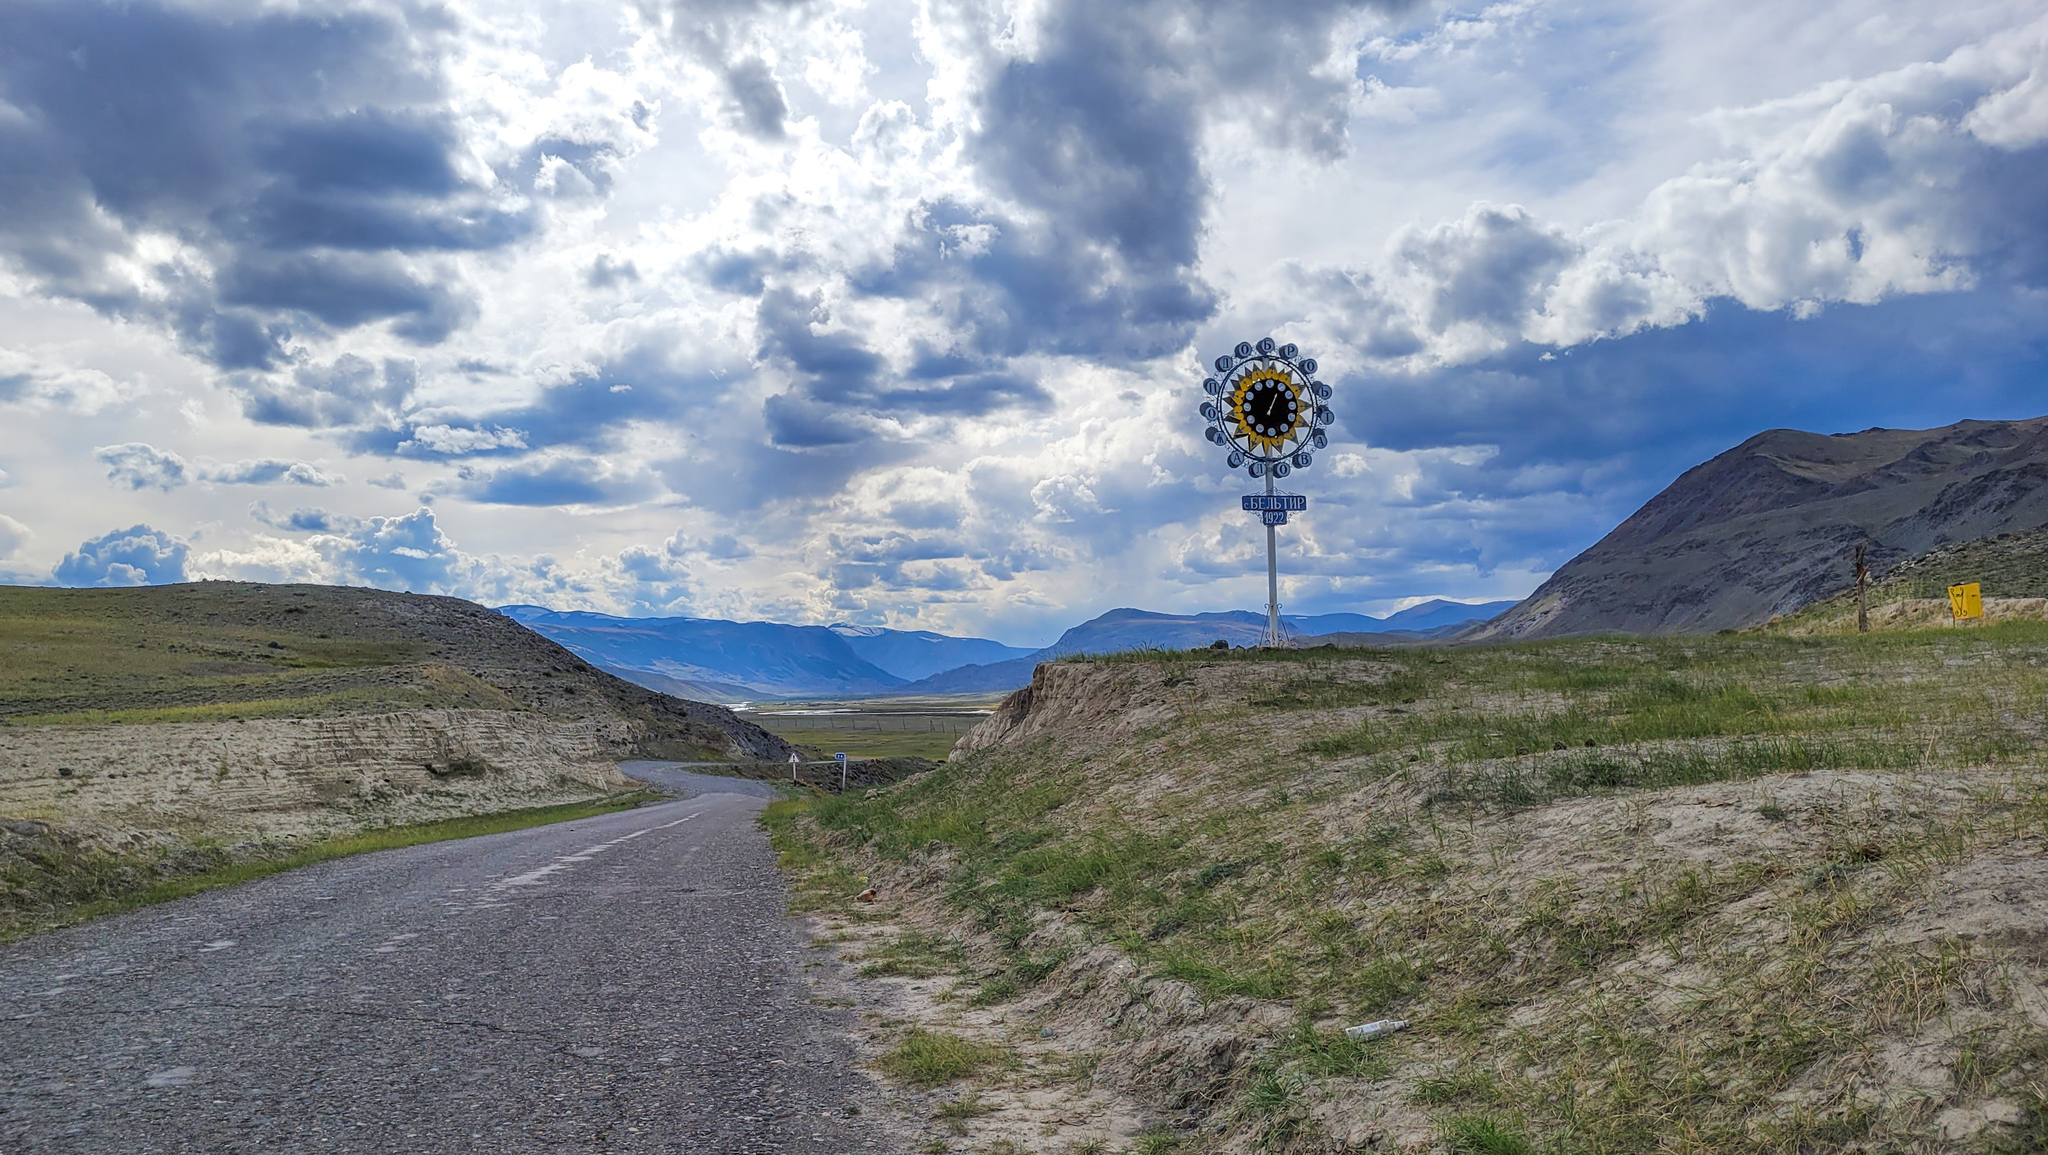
1374,598 -> 1517,632
891,601 -> 1518,695
497,607 -> 1036,699
498,607 -> 905,699
497,599 -> 1516,702
827,623 -> 1035,681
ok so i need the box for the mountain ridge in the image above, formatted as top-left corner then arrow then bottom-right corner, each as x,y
1465,416 -> 2048,640
503,600 -> 1515,701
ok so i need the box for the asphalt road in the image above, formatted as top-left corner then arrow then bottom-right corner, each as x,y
0,769 -> 909,1153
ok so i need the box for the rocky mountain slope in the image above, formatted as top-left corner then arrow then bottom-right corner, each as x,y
826,622 -> 1037,681
1468,416 -> 2048,639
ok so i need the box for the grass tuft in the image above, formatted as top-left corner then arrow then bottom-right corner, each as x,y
876,1028 -> 1012,1087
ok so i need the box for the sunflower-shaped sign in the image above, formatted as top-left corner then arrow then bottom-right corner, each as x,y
1198,338 -> 1333,479
1197,337 -> 1335,647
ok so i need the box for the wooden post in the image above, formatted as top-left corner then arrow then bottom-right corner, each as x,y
1854,544 -> 1870,633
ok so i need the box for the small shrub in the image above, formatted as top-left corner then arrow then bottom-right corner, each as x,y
430,756 -> 492,778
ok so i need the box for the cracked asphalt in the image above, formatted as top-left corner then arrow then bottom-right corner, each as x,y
0,769 -> 910,1153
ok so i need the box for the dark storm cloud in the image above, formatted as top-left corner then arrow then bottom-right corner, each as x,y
219,254 -> 478,342
721,0 -> 1406,451
932,0 -> 1410,357
240,356 -> 416,429
347,346 -> 715,462
0,1 -> 528,375
722,57 -> 791,139
1341,286 -> 2048,570
753,288 -> 1052,448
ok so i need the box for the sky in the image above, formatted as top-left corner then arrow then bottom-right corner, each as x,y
1,0 -> 2045,647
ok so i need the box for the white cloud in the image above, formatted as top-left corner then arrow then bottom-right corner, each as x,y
95,443 -> 189,492
400,425 -> 530,454
0,513 -> 29,558
94,442 -> 340,491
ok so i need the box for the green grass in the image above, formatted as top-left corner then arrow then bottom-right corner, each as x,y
1442,1115 -> 1535,1155
767,625 -> 2048,1152
1,790 -> 659,941
875,1028 -> 1013,1087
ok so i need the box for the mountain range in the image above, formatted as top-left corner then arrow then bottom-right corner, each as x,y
500,599 -> 1514,701
1467,416 -> 2048,639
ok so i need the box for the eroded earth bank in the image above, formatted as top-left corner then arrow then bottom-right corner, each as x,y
0,583 -> 791,936
773,630 -> 2048,1153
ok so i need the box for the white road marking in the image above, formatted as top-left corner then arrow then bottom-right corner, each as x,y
477,810 -> 703,899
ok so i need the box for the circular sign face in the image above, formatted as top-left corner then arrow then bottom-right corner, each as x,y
1232,369 -> 1302,448
1206,349 -> 1325,470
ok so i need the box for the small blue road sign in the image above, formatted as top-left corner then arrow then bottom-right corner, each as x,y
1242,494 -> 1307,512
1261,510 -> 1289,526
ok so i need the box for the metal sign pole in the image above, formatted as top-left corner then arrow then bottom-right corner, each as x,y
1264,467 -> 1282,647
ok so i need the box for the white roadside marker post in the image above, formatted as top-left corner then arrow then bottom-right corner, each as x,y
789,750 -> 800,784
835,752 -> 848,793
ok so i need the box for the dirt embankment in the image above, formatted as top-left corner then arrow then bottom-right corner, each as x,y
0,582 -> 803,932
1,709 -> 633,850
787,636 -> 2048,1153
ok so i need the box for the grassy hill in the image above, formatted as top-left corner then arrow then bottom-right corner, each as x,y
769,629 -> 2048,1153
0,582 -> 787,759
0,582 -> 795,938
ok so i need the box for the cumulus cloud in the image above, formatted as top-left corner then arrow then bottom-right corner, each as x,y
454,454 -> 661,507
1289,18 -> 2048,371
0,0 -> 657,436
400,425 -> 529,455
53,524 -> 190,586
94,443 -> 338,490
95,443 -> 189,492
308,507 -> 470,592
248,502 -> 340,532
0,348 -> 124,413
206,460 -> 340,486
0,513 -> 29,558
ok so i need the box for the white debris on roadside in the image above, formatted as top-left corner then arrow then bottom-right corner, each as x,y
1344,1018 -> 1409,1041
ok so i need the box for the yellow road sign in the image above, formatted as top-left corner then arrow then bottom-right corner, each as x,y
1948,582 -> 1984,621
